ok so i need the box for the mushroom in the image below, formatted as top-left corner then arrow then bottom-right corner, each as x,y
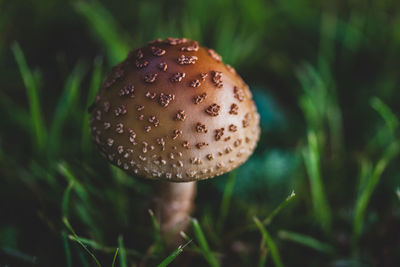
89,37 -> 260,246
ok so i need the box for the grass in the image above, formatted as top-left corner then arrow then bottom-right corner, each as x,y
263,191 -> 296,226
111,248 -> 119,267
1,0 -> 400,266
81,56 -> 103,153
148,209 -> 164,255
117,236 -> 128,267
370,97 -> 399,136
278,230 -> 335,255
64,217 -> 101,267
216,171 -> 236,233
157,240 -> 191,267
352,140 -> 399,248
253,217 -> 283,267
62,230 -> 72,267
11,42 -> 46,154
73,0 -> 130,65
302,131 -> 332,233
190,218 -> 220,267
351,97 -> 400,250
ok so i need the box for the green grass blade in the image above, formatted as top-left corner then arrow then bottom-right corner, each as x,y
81,56 -> 103,153
63,217 -> 101,267
396,188 -> 400,201
200,209 -> 220,246
118,235 -> 128,267
58,162 -> 90,204
297,62 -> 343,153
253,217 -> 283,267
216,171 -> 236,233
302,131 -> 332,233
370,97 -> 399,135
71,236 -> 105,250
111,248 -> 119,267
0,92 -> 30,132
297,64 -> 327,132
62,181 -> 75,218
190,218 -> 219,267
352,100 -> 400,243
258,236 -> 268,267
263,191 -> 296,225
73,0 -> 130,64
356,159 -> 372,197
62,230 -> 72,267
179,231 -> 202,255
180,231 -> 191,242
148,209 -> 163,254
229,192 -> 297,239
180,231 -> 203,254
157,240 -> 191,267
58,162 -> 102,237
49,62 -> 86,155
278,230 -> 334,254
68,236 -> 141,258
11,42 -> 46,153
353,142 -> 399,241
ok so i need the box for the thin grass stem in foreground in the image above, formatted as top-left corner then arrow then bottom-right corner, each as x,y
263,191 -> 296,225
190,218 -> 220,267
49,62 -> 86,156
302,131 -> 332,233
11,42 -> 46,153
353,142 -> 399,243
258,236 -> 268,267
226,191 -> 297,240
148,209 -> 164,254
157,240 -> 191,267
278,230 -> 334,254
62,181 -> 75,218
370,97 -> 399,135
63,217 -> 101,267
58,162 -> 90,205
216,171 -> 236,233
253,217 -> 283,267
81,56 -> 103,153
118,235 -> 128,267
62,230 -> 72,267
67,235 -> 141,258
180,231 -> 203,254
111,248 -> 119,267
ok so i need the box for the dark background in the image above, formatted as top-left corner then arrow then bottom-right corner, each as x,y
1,0 -> 399,266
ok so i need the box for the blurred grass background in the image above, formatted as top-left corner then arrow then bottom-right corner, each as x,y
1,0 -> 400,266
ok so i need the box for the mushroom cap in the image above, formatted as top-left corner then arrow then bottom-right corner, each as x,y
89,38 -> 260,182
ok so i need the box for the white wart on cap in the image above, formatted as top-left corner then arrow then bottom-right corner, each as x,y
89,37 -> 260,182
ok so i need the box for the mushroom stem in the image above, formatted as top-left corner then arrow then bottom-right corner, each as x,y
154,181 -> 196,247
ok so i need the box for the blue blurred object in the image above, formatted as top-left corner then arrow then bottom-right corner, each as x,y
231,149 -> 300,203
252,86 -> 287,132
214,86 -> 297,203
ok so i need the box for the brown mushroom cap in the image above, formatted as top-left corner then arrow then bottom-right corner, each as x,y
89,38 -> 260,182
